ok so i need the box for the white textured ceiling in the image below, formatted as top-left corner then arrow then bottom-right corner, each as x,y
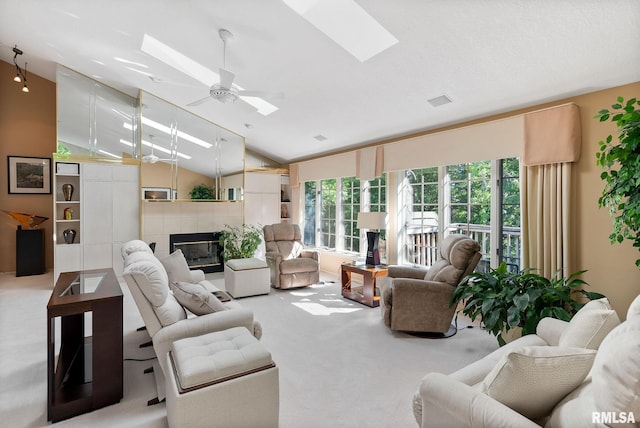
1,0 -> 639,164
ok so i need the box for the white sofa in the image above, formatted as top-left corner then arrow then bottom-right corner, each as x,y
121,240 -> 262,400
414,296 -> 640,427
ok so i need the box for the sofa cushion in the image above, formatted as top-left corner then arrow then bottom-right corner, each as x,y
280,257 -> 318,274
481,346 -> 596,420
559,298 -> 620,350
170,281 -> 227,315
591,315 -> 640,419
627,294 -> 640,319
155,293 -> 187,326
121,239 -> 153,257
160,250 -> 193,284
123,251 -> 169,306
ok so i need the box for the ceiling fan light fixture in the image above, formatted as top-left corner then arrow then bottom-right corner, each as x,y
210,84 -> 239,103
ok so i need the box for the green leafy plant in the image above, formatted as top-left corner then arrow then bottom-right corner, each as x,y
594,97 -> 640,268
189,184 -> 214,200
220,224 -> 263,260
451,262 -> 605,346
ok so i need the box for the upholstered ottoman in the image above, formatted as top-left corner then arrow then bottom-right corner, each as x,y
165,326 -> 279,428
224,258 -> 270,298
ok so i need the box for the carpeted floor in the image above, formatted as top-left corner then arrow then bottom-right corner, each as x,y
0,270 -> 498,428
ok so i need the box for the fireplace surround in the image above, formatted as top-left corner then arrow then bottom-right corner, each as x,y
169,232 -> 223,273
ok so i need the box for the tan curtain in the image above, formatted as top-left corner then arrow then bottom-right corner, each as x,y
289,163 -> 299,189
521,163 -> 572,277
521,103 -> 580,278
356,146 -> 384,180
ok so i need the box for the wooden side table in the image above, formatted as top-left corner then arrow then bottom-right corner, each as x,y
341,263 -> 388,307
47,268 -> 123,422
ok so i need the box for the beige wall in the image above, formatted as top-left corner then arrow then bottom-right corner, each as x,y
141,161 -> 215,200
0,61 -> 56,273
572,83 -> 640,319
292,81 -> 640,318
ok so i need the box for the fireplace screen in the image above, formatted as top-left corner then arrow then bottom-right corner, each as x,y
169,232 -> 223,273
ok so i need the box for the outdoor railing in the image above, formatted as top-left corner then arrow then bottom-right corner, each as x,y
406,223 -> 521,271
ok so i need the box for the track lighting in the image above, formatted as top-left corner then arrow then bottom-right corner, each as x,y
12,45 -> 28,93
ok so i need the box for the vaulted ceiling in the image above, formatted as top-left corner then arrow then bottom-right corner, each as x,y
1,0 -> 639,164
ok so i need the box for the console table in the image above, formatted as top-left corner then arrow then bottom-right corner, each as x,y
341,263 -> 388,307
47,268 -> 123,422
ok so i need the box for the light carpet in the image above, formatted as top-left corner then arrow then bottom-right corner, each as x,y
0,270 -> 498,427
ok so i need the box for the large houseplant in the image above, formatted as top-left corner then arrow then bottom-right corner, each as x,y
220,224 -> 263,260
594,96 -> 640,268
189,183 -> 214,200
451,262 -> 605,345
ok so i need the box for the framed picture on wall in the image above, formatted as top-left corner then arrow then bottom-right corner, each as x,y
142,187 -> 171,200
8,156 -> 52,194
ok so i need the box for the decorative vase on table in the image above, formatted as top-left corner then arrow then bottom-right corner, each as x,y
62,184 -> 74,201
63,229 -> 76,244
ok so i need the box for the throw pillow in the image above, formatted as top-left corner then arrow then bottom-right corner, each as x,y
481,346 -> 596,420
559,298 -> 621,349
160,250 -> 193,284
170,281 -> 227,315
591,316 -> 640,417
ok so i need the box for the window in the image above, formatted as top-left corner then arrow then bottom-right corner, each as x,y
403,158 -> 520,270
406,167 -> 439,265
303,181 -> 316,246
320,179 -> 337,248
499,157 -> 521,271
304,175 -> 387,254
341,177 -> 360,252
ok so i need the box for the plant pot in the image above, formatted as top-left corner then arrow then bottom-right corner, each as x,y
500,326 -> 523,344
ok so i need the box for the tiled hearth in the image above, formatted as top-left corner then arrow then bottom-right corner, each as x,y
142,201 -> 243,258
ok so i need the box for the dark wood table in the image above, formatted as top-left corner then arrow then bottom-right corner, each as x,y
47,268 -> 123,422
341,263 -> 388,307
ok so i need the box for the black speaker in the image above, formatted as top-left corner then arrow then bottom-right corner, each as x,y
16,227 -> 45,276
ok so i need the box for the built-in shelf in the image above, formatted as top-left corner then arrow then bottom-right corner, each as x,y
280,174 -> 291,223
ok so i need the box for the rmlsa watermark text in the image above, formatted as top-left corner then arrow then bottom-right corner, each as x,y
592,412 -> 636,424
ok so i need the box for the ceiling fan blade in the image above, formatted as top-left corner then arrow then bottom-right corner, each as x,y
219,68 -> 235,89
238,90 -> 284,99
187,96 -> 213,107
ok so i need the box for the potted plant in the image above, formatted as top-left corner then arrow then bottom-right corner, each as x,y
594,97 -> 640,268
220,224 -> 263,260
189,183 -> 214,200
451,262 -> 605,345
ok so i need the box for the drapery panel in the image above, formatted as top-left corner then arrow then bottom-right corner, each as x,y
521,162 -> 572,277
521,103 -> 580,277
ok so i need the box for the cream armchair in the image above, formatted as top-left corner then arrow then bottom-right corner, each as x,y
379,234 -> 481,335
121,240 -> 262,400
414,296 -> 636,428
264,223 -> 320,289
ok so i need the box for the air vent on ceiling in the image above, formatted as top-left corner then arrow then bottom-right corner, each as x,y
427,95 -> 452,107
314,134 -> 328,142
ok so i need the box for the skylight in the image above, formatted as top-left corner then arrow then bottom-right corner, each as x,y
282,0 -> 398,62
141,34 -> 217,86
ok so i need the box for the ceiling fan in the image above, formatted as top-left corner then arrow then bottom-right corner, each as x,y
141,135 -> 174,164
187,29 -> 282,108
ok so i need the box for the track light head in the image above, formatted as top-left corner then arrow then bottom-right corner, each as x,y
11,45 -> 29,93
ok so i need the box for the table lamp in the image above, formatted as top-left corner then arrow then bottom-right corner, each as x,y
357,212 -> 387,266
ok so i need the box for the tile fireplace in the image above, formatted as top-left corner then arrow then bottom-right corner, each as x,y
169,232 -> 223,273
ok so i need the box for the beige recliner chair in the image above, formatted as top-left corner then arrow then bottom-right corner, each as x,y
378,234 -> 481,335
121,240 -> 262,401
264,223 -> 320,289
